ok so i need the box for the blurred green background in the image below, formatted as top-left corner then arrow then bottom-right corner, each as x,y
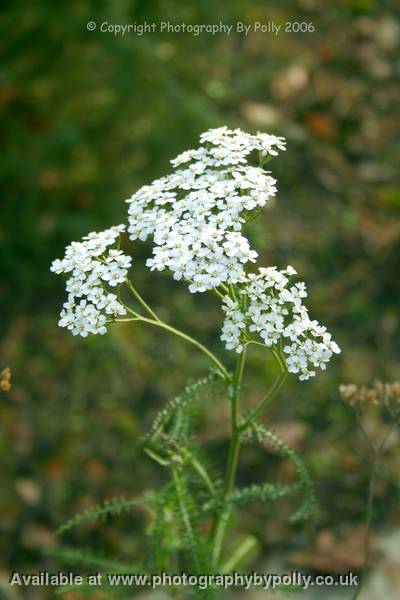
1,0 -> 400,596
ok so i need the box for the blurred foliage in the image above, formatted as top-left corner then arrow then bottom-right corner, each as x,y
1,0 -> 400,597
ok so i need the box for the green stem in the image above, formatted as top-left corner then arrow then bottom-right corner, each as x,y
126,279 -> 161,322
115,316 -> 230,382
241,369 -> 288,431
144,447 -> 170,467
212,288 -> 225,300
221,535 -> 258,573
219,283 -> 230,295
229,284 -> 238,303
189,454 -> 216,496
211,349 -> 246,567
231,348 -> 246,429
124,280 -> 232,380
211,347 -> 287,567
139,317 -> 230,381
245,341 -> 286,374
211,431 -> 240,568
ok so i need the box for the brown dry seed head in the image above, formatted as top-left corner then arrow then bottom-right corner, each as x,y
339,384 -> 359,405
340,380 -> 400,414
0,367 -> 11,392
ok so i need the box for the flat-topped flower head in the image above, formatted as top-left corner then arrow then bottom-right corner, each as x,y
50,225 -> 130,336
126,127 -> 285,293
51,127 -> 340,382
220,266 -> 340,380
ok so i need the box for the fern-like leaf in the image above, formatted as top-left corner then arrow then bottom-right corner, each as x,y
43,545 -> 139,573
242,422 -> 315,522
57,494 -> 153,535
203,482 -> 297,512
141,372 -> 221,446
171,467 -> 203,573
144,483 -> 176,571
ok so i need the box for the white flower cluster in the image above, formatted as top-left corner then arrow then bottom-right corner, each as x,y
221,267 -> 341,380
221,297 -> 247,353
127,127 -> 286,293
50,225 -> 131,337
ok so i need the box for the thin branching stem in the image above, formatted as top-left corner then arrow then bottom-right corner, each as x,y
189,454 -> 216,497
240,370 -> 288,431
211,348 -> 246,567
211,344 -> 288,568
135,316 -> 230,381
120,279 -> 230,379
126,279 -> 161,321
219,283 -> 230,295
220,536 -> 257,573
115,314 -> 230,382
212,289 -> 224,300
352,415 -> 400,600
229,284 -> 238,303
354,410 -> 375,457
240,345 -> 287,431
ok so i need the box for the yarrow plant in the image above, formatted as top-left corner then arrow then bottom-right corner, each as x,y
51,128 -> 341,597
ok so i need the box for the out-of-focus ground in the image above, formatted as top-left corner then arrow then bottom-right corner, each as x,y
230,528 -> 400,600
1,0 -> 400,598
